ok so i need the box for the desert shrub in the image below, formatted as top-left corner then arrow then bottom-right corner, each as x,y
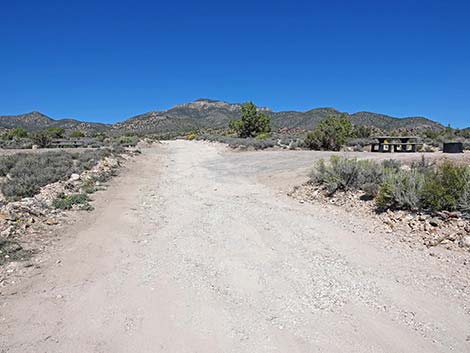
460,184 -> 470,213
353,125 -> 373,138
0,155 -> 21,176
287,139 -> 304,150
0,138 -> 33,149
53,193 -> 92,210
94,168 -> 119,183
109,144 -> 126,154
346,138 -> 373,151
422,129 -> 441,140
382,159 -> 401,172
303,130 -> 323,150
186,133 -> 199,140
70,130 -> 85,138
232,136 -> 276,149
256,132 -> 271,140
32,131 -> 52,148
362,182 -> 380,199
81,185 -> 97,194
0,149 -> 121,200
312,156 -> 470,214
410,155 -> 434,173
304,115 -> 353,151
5,128 -> 29,140
92,133 -> 108,142
376,169 -> 425,211
0,239 -> 31,265
420,161 -> 469,212
229,102 -> 271,138
311,156 -> 384,195
46,127 -> 65,138
74,149 -> 113,170
114,135 -> 139,146
197,133 -> 277,150
1,152 -> 75,200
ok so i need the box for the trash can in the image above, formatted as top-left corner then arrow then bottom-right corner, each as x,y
443,142 -> 464,153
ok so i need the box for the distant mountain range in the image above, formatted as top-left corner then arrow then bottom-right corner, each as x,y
0,99 -> 448,135
0,111 -> 110,135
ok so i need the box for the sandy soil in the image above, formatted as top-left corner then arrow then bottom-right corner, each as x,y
1,141 -> 469,353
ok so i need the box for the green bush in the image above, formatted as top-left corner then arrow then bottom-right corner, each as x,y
410,155 -> 434,172
32,131 -> 52,147
304,115 -> 353,151
312,156 -> 470,214
460,185 -> 470,213
229,102 -> 271,138
0,149 -> 120,200
1,152 -> 75,199
46,127 -> 65,138
376,169 -> 425,211
0,154 -> 21,176
256,132 -> 271,140
353,125 -> 373,138
186,133 -> 199,140
70,130 -> 85,138
5,128 -> 29,140
198,133 -> 277,150
311,156 -> 383,195
75,149 -> 113,170
114,135 -> 139,146
92,132 -> 108,141
53,193 -> 92,210
381,159 -> 401,172
81,185 -> 97,194
421,161 -> 469,212
0,138 -> 33,149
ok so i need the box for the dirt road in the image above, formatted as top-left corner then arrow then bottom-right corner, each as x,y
1,141 -> 469,352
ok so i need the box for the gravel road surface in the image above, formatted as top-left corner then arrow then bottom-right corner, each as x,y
1,141 -> 469,352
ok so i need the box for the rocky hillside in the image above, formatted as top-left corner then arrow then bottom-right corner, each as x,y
0,112 -> 54,130
271,108 -> 343,130
0,112 -> 110,134
348,112 -> 443,131
1,99 -> 447,135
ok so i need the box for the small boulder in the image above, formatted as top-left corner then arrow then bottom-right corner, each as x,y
45,218 -> 59,226
69,174 -> 80,182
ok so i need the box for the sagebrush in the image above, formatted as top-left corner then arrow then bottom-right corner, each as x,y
0,149 -> 119,200
52,193 -> 93,210
312,156 -> 470,214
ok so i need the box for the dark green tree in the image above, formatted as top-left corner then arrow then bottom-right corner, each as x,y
32,131 -> 52,148
353,125 -> 372,138
229,102 -> 271,138
6,128 -> 28,140
304,115 -> 353,151
46,127 -> 65,138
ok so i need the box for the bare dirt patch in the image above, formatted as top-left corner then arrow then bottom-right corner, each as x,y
1,141 -> 469,353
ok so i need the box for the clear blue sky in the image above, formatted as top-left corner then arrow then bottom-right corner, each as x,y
1,0 -> 469,127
